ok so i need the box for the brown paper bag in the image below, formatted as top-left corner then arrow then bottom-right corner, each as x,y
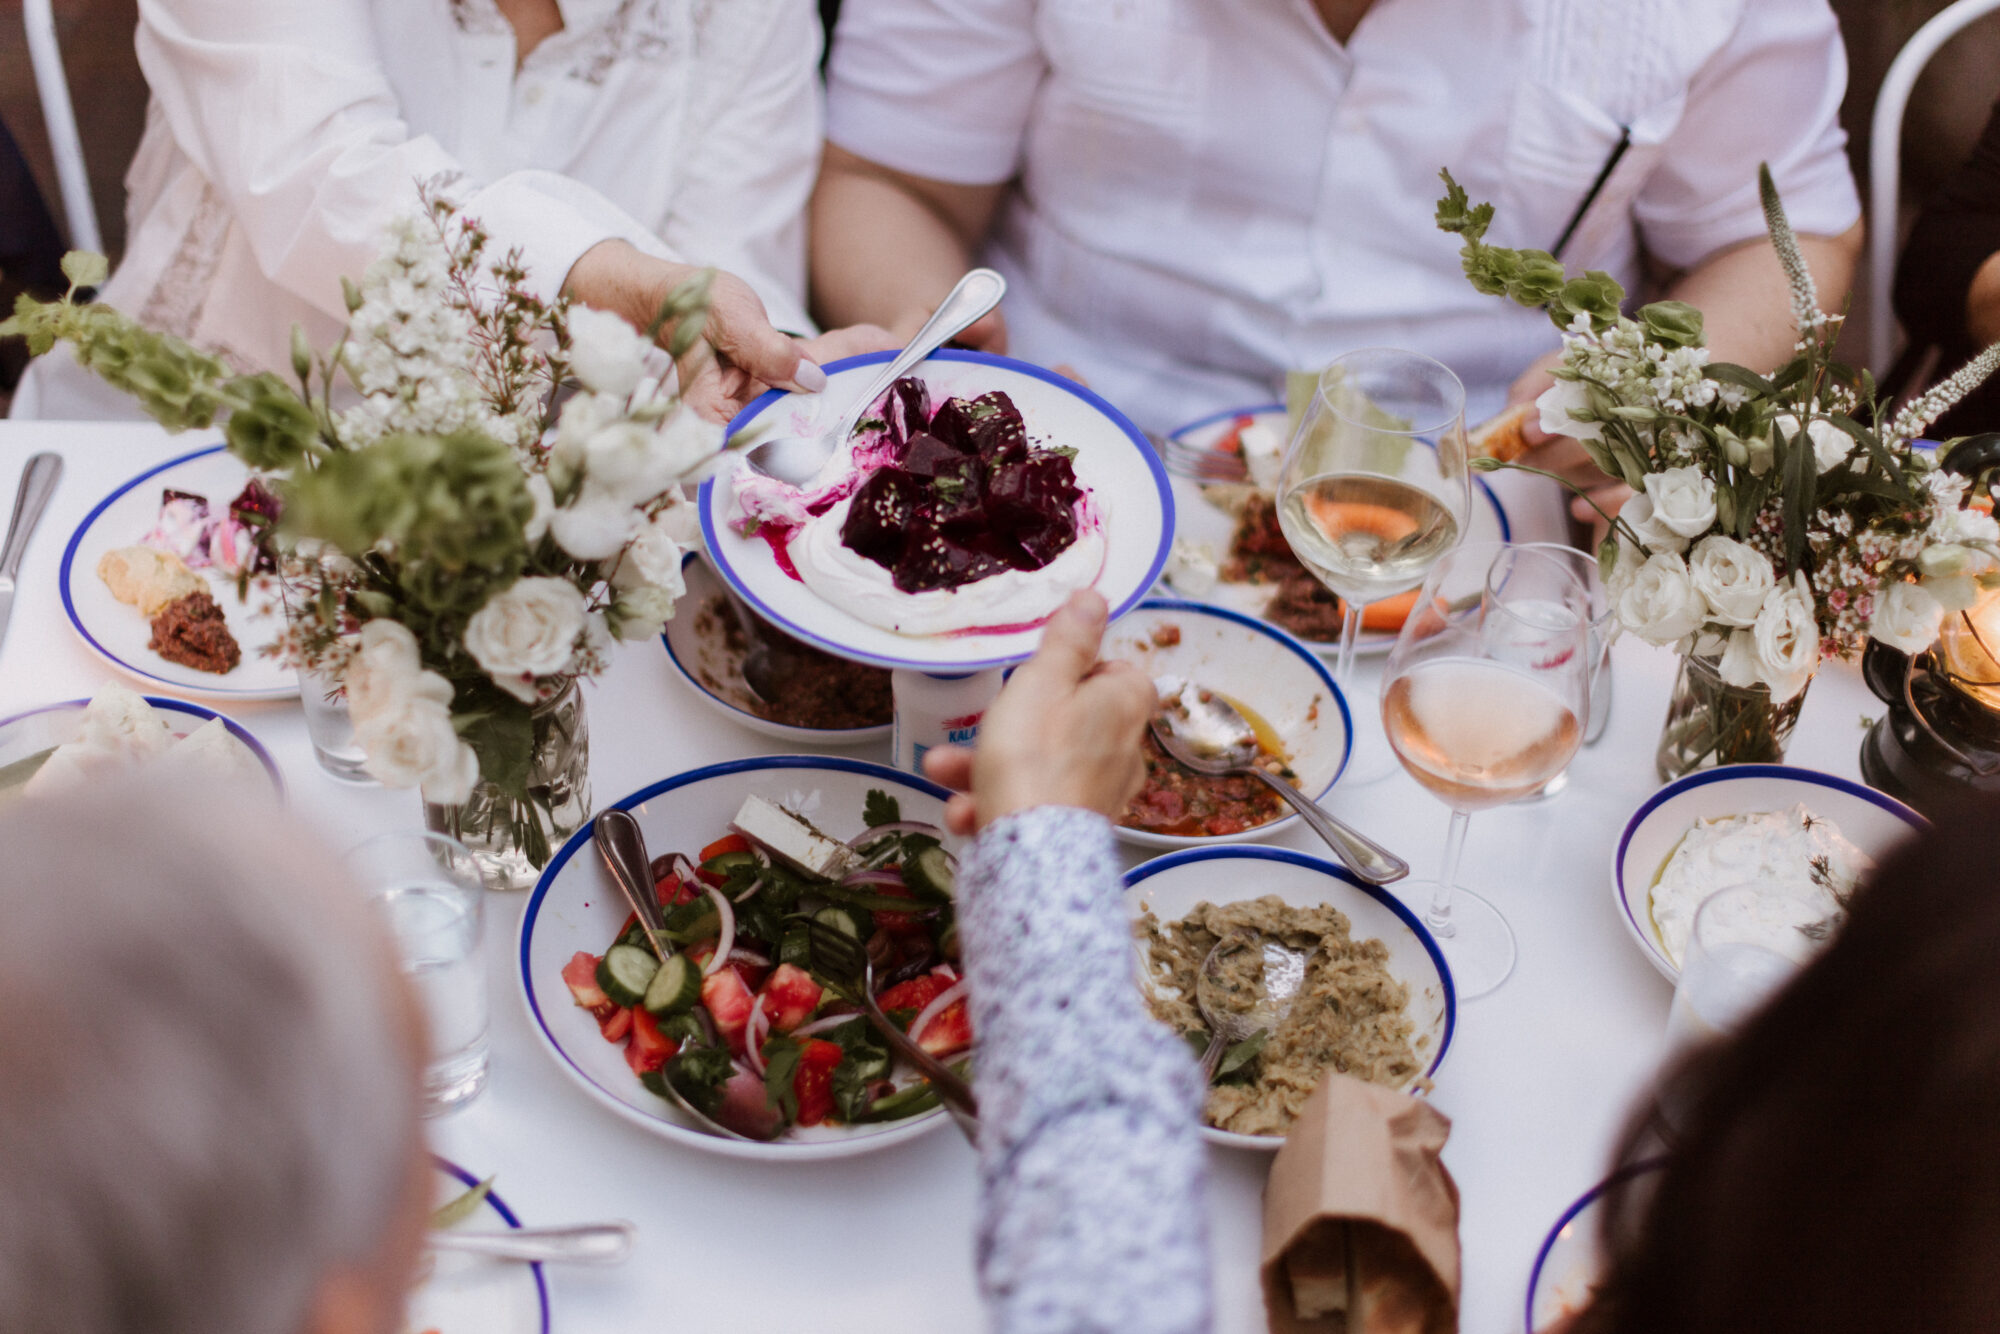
1260,1072 -> 1460,1334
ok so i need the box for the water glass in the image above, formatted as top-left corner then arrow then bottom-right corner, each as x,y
350,831 -> 488,1115
1665,884 -> 1813,1050
1504,543 -> 1616,798
299,662 -> 375,783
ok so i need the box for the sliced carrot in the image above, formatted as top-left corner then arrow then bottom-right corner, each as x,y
1360,588 -> 1420,632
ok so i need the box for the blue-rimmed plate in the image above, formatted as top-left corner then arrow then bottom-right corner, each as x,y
1524,1159 -> 1667,1332
660,552 -> 890,745
1613,764 -> 1926,981
700,350 -> 1174,672
1123,846 -> 1456,1150
519,756 -> 956,1161
1162,403 -> 1512,656
0,693 -> 284,799
1101,599 -> 1349,849
59,445 -> 295,700
414,1157 -> 552,1334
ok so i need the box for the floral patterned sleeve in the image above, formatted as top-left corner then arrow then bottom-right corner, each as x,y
958,805 -> 1211,1334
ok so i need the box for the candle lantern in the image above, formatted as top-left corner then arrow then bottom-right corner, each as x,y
1862,436 -> 2000,814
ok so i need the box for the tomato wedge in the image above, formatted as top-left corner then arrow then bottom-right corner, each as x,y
699,833 -> 751,863
624,1006 -> 678,1074
562,952 -> 611,1009
793,1039 -> 843,1127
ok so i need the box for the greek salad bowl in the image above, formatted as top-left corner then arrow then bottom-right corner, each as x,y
1612,765 -> 1926,982
520,756 -> 963,1161
1100,599 -> 1350,850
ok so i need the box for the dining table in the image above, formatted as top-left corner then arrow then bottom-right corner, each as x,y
0,421 -> 1895,1334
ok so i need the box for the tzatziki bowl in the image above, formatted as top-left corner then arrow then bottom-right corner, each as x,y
700,350 -> 1173,672
1612,765 -> 1926,981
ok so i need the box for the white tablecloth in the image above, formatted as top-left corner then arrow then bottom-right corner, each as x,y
0,423 -> 1890,1334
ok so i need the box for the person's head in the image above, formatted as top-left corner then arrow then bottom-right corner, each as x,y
1577,800 -> 2000,1334
0,784 -> 430,1334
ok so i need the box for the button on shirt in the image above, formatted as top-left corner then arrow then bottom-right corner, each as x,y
19,0 -> 821,420
827,0 -> 1862,434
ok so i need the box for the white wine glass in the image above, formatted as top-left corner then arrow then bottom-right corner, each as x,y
1380,543 -> 1591,998
1276,349 -> 1472,779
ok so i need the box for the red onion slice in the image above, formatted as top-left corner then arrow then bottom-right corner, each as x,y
744,995 -> 770,1077
790,1012 -> 861,1039
907,978 -> 970,1050
846,820 -> 946,848
702,887 -> 735,977
734,875 -> 766,904
838,869 -> 909,891
728,947 -> 772,968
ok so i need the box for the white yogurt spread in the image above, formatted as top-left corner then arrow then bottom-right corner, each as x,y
792,492 -> 1108,636
1649,804 -> 1873,968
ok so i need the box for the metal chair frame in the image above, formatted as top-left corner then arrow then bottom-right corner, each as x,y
21,0 -> 105,255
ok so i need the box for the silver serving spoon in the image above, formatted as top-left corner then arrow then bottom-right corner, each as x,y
1149,675 -> 1410,885
743,268 -> 1007,486
428,1221 -> 636,1265
1194,929 -> 1311,1081
591,810 -> 776,1143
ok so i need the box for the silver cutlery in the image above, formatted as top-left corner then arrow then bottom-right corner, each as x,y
1193,929 -> 1310,1082
743,268 -> 1007,486
0,453 -> 62,658
1150,675 -> 1409,885
1151,432 -> 1250,484
428,1221 -> 636,1265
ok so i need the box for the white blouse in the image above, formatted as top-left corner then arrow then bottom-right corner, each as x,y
18,0 -> 823,420
827,0 -> 1863,435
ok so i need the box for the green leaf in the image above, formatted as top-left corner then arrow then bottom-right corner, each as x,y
1433,169 -> 1493,245
457,696 -> 533,800
665,1046 -> 735,1116
1639,300 -> 1704,348
760,1034 -> 802,1126
60,251 -> 109,291
1705,363 -> 1777,398
863,788 -> 901,829
429,1175 -> 493,1230
1778,415 -> 1816,574
1214,1029 -> 1268,1084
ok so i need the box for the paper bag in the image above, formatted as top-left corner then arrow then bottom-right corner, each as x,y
1260,1072 -> 1460,1334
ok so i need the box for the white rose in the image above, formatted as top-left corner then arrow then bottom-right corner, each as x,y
1775,413 -> 1854,474
343,619 -> 450,726
524,473 -> 555,545
653,408 -> 726,481
1618,491 -> 1689,556
653,491 -> 702,548
549,391 -> 622,483
355,693 -> 479,803
613,511 -> 690,594
1641,466 -> 1718,541
1923,573 -> 1980,614
549,485 -> 640,561
1751,572 -> 1820,703
566,306 -> 649,398
1615,553 -> 1708,646
1686,535 -> 1776,628
464,577 -> 587,701
1537,378 -> 1603,443
1938,504 -> 2000,548
610,584 -> 679,642
1716,628 -> 1762,688
1872,580 -> 1947,653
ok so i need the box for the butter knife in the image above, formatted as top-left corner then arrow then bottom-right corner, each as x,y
0,453 -> 64,658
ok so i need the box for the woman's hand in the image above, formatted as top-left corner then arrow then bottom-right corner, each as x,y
922,591 -> 1154,837
794,322 -> 902,367
564,240 -> 827,421
1506,351 -> 1630,542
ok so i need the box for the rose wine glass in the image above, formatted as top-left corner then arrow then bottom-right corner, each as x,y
1380,543 -> 1591,997
1276,349 -> 1472,780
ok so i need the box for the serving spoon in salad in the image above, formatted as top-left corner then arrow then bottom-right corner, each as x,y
1193,930 -> 1311,1082
1150,676 -> 1410,885
743,267 -> 1008,487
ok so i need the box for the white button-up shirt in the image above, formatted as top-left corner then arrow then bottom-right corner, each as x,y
827,0 -> 1862,434
19,0 -> 822,419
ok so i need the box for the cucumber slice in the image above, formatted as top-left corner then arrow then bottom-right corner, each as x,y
700,850 -> 758,878
811,905 -> 872,940
654,1012 -> 707,1047
597,944 -> 659,1008
778,924 -> 813,969
904,845 -> 955,900
642,952 -> 702,1016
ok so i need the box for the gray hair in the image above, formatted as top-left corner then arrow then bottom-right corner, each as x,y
0,783 -> 421,1334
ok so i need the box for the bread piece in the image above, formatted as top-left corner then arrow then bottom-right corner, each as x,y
97,545 -> 203,616
1467,401 -> 1534,464
1348,1225 -> 1449,1334
1286,1221 -> 1352,1321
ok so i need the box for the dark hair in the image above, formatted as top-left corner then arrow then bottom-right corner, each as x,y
1577,799 -> 2000,1334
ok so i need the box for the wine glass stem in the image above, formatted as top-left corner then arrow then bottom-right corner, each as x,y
1335,601 -> 1365,685
1427,809 -> 1473,939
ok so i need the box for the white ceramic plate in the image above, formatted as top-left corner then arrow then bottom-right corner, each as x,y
59,445 -> 295,700
412,1158 -> 551,1334
1161,404 -> 1511,656
660,552 -> 890,745
1523,1160 -> 1667,1332
1123,847 -> 1456,1151
1612,764 -> 1926,981
1100,599 -> 1349,850
519,756 -> 955,1161
0,694 -> 285,799
700,350 -> 1175,672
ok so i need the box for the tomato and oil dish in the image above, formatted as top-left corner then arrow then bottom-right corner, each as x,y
558,790 -> 970,1140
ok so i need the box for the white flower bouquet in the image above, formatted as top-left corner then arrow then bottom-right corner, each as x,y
5,192 -> 724,867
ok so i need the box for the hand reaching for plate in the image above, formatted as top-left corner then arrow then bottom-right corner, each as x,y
1506,351 -> 1631,543
922,591 -> 1154,836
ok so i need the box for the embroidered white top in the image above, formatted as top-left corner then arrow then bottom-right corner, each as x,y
826,0 -> 1863,434
17,0 -> 821,420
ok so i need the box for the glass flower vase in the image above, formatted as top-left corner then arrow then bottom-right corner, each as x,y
1655,651 -> 1810,782
425,682 -> 591,891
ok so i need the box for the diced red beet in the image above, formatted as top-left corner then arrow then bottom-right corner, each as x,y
842,468 -> 922,565
899,431 -> 972,477
884,378 -> 932,444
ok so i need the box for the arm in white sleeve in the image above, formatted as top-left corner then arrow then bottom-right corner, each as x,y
959,806 -> 1211,1334
132,0 -> 673,319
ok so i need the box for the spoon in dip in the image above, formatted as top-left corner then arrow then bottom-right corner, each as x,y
1150,676 -> 1410,885
1193,929 -> 1311,1082
743,267 -> 1008,486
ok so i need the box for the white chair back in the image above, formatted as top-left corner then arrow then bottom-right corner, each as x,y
21,0 -> 104,256
1869,0 -> 2000,375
